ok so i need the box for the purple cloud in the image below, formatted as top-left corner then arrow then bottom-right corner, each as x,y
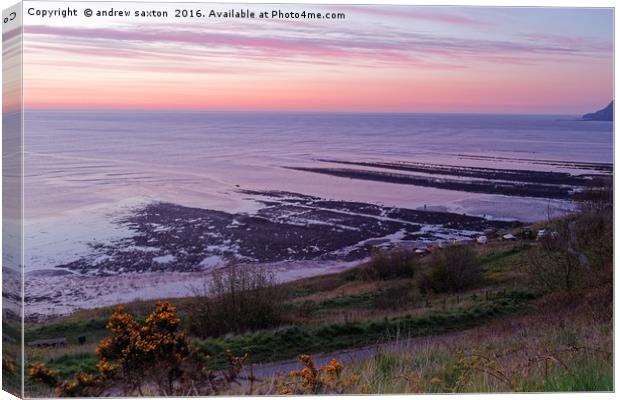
3,27 -> 21,42
340,6 -> 492,26
23,20 -> 610,74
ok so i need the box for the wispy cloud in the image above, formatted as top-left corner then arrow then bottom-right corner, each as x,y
21,7 -> 613,113
523,33 -> 612,52
341,6 -> 493,27
24,22 -> 609,73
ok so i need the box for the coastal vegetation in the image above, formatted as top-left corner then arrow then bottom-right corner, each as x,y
21,187 -> 613,396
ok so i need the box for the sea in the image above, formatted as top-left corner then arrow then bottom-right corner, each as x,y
18,111 -> 612,275
1,110 -> 613,315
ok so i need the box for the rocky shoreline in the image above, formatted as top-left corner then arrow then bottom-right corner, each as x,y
52,190 -> 518,276
25,155 -> 608,317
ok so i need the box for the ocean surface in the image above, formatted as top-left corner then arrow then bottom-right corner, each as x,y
21,111 -> 612,273
1,110 -> 609,316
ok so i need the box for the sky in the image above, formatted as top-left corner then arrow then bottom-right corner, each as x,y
14,3 -> 614,114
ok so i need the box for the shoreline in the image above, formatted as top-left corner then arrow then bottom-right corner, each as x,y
50,190 -> 518,276
24,259 -> 362,322
23,190 -> 522,319
20,156 -> 607,319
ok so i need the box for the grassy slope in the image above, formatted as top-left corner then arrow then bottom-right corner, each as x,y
25,240 -> 536,379
196,239 -> 537,367
199,292 -> 533,368
21,226 -> 614,394
327,298 -> 613,393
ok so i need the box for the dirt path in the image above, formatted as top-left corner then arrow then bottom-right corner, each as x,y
241,329 -> 470,380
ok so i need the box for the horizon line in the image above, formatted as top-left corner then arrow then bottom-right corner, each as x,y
19,108 -> 596,117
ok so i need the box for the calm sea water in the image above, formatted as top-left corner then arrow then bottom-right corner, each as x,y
20,111 -> 612,271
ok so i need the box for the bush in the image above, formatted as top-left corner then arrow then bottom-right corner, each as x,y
522,176 -> 612,297
574,209 -> 612,271
188,261 -> 287,338
524,226 -> 582,294
524,203 -> 612,296
361,248 -> 417,280
30,303 -> 190,396
277,354 -> 347,394
420,245 -> 481,293
30,302 -> 250,396
573,179 -> 613,271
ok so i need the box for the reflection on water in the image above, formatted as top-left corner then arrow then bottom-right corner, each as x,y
22,111 -> 611,270
20,111 -> 612,316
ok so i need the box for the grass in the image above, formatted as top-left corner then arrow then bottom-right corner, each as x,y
478,243 -> 530,271
270,300 -> 612,394
2,342 -> 22,396
478,243 -> 532,285
3,320 -> 21,342
33,290 -> 533,378
25,318 -> 110,345
3,319 -> 23,396
541,360 -> 613,392
45,352 -> 100,378
314,292 -> 375,309
23,240 -> 538,379
198,292 -> 533,368
21,220 -> 612,395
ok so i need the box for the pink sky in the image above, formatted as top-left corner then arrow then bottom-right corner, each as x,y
19,5 -> 613,114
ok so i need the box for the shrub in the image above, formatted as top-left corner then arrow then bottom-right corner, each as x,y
29,360 -> 106,397
573,209 -> 612,271
29,363 -> 59,388
30,302 -> 199,396
523,220 -> 584,294
421,245 -> 481,293
362,247 -> 417,280
188,261 -> 287,338
524,201 -> 612,296
97,302 -> 191,395
277,354 -> 350,394
573,179 -> 613,271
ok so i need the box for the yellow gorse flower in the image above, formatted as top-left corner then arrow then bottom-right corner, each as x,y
279,354 -> 349,394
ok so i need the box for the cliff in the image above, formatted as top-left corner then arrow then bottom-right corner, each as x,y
583,101 -> 613,121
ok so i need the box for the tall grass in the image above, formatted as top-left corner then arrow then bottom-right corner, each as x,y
269,305 -> 612,394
